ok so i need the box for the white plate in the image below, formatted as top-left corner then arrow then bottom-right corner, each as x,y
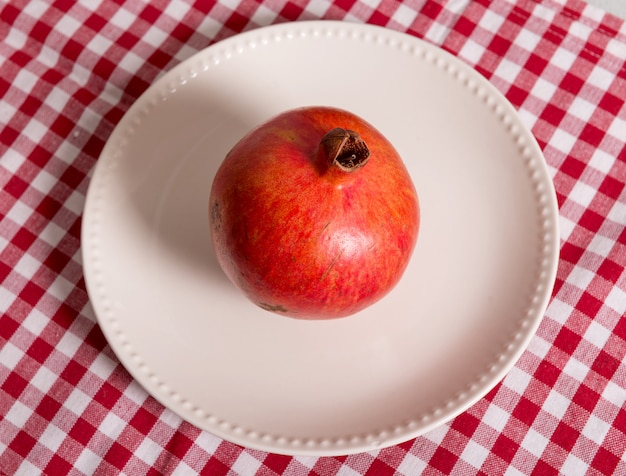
82,21 -> 559,456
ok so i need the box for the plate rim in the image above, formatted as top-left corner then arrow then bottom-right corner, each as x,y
81,20 -> 560,456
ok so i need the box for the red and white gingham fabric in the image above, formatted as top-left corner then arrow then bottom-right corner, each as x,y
1,0 -> 625,474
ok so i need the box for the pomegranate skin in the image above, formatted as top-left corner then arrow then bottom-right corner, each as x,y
209,106 -> 419,319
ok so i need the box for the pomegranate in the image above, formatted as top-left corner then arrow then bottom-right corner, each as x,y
209,106 -> 419,319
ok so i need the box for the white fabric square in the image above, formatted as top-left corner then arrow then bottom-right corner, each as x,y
527,335 -> 552,360
99,412 -> 126,440
550,48 -> 578,72
64,388 -> 93,416
504,465 -> 525,476
5,27 -> 27,51
565,264 -> 595,290
563,357 -> 589,382
602,380 -> 625,407
87,33 -> 114,57
606,37 -> 626,61
230,452 -> 262,476
25,118 -> 49,144
134,437 -> 162,466
89,353 -> 117,380
6,200 -> 34,226
584,320 -> 611,350
44,87 -> 71,114
392,4 -> 418,28
171,462 -> 197,476
516,29 -> 541,54
483,403 -> 509,432
118,51 -> 144,75
494,57 -> 523,84
0,287 -> 16,316
582,414 -> 611,444
605,286 -> 626,314
531,77 -> 557,102
13,68 -> 39,95
14,252 -> 40,281
41,221 -> 67,249
109,6 -> 136,30
568,21 -> 593,43
424,422 -> 449,444
359,0 -> 382,9
460,439 -> 490,470
304,0 -> 331,18
54,14 -> 83,38
39,423 -> 66,452
194,430 -> 222,454
551,128 -> 577,154
396,452 -> 428,475
64,190 -> 85,216
478,9 -> 505,33
569,96 -> 596,123
561,453 -> 589,476
0,149 -> 22,174
607,116 -> 626,142
48,274 -> 74,302
121,380 -> 148,406
607,200 -> 626,224
558,215 -> 576,243
73,448 -> 103,475
569,181 -> 596,208
587,64 -> 614,89
458,39 -> 484,65
30,169 -> 56,195
38,45 -> 61,69
14,460 -> 41,476
31,366 -> 58,394
57,330 -> 83,359
520,427 -> 549,458
543,389 -> 570,420
588,148 -> 615,174
545,299 -> 574,324
503,366 -> 532,395
143,25 -> 168,49
5,400 -> 33,429
22,308 -> 48,336
0,342 -> 23,369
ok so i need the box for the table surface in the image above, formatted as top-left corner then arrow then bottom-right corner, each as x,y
2,0 -> 626,475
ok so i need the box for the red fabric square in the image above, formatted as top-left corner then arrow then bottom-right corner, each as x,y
44,454 -> 73,475
27,337 -> 55,365
104,441 -> 134,471
261,454 -> 292,474
200,457 -> 230,476
451,411 -> 481,438
8,430 -> 38,458
550,421 -> 579,452
93,381 -> 123,410
69,417 -> 98,446
553,326 -> 582,354
35,394 -> 62,421
591,350 -> 620,380
559,71 -> 585,95
490,434 -> 519,464
363,458 -> 395,475
577,291 -> 604,319
572,384 -> 600,413
531,459 -> 558,476
129,407 -> 160,435
534,361 -> 561,387
590,446 -> 620,474
428,446 -> 458,474
512,396 -> 541,427
2,372 -> 29,399
597,258 -> 622,283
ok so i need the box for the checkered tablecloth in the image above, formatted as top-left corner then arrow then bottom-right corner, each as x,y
1,0 -> 625,474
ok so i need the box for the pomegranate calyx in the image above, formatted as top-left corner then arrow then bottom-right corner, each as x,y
321,128 -> 370,172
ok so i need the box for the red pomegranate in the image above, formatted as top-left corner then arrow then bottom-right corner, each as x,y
209,106 -> 419,319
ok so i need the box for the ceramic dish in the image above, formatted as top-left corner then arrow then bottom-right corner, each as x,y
82,21 -> 559,456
